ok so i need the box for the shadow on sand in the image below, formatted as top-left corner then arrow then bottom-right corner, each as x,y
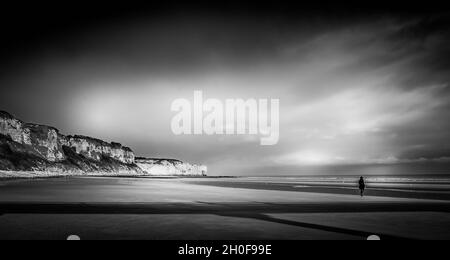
214,212 -> 410,240
1,201 -> 449,239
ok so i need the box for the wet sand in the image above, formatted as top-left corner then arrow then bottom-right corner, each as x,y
0,176 -> 449,240
187,178 -> 450,200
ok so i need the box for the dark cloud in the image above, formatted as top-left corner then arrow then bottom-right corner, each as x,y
1,5 -> 450,174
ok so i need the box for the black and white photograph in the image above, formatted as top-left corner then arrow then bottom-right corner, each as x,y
0,0 -> 450,245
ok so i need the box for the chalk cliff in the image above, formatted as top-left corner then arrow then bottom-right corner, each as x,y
135,158 -> 207,176
0,111 -> 206,177
0,111 -> 66,162
62,135 -> 135,164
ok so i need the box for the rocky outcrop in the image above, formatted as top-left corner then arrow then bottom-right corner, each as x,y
0,110 -> 207,177
135,158 -> 207,176
0,111 -> 66,162
62,135 -> 134,164
0,111 -> 31,145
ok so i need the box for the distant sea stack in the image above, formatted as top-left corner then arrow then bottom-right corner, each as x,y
0,111 -> 207,178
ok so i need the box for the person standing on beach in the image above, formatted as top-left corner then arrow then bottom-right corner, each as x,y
359,176 -> 366,197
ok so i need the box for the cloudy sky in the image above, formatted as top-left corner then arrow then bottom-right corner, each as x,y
0,4 -> 449,175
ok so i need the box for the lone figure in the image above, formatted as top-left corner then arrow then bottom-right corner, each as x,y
359,176 -> 366,197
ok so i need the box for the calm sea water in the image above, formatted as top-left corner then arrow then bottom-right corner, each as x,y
251,163 -> 450,177
239,163 -> 450,191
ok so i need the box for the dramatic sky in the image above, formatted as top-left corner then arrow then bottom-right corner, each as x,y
1,4 -> 449,175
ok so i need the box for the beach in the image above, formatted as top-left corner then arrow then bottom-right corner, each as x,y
0,176 -> 450,240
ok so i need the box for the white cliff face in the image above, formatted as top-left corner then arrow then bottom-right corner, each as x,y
0,112 -> 32,145
0,112 -> 65,162
26,124 -> 66,162
0,112 -> 134,164
65,136 -> 135,164
135,158 -> 207,176
44,129 -> 63,161
1,111 -> 207,177
111,146 -> 135,164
